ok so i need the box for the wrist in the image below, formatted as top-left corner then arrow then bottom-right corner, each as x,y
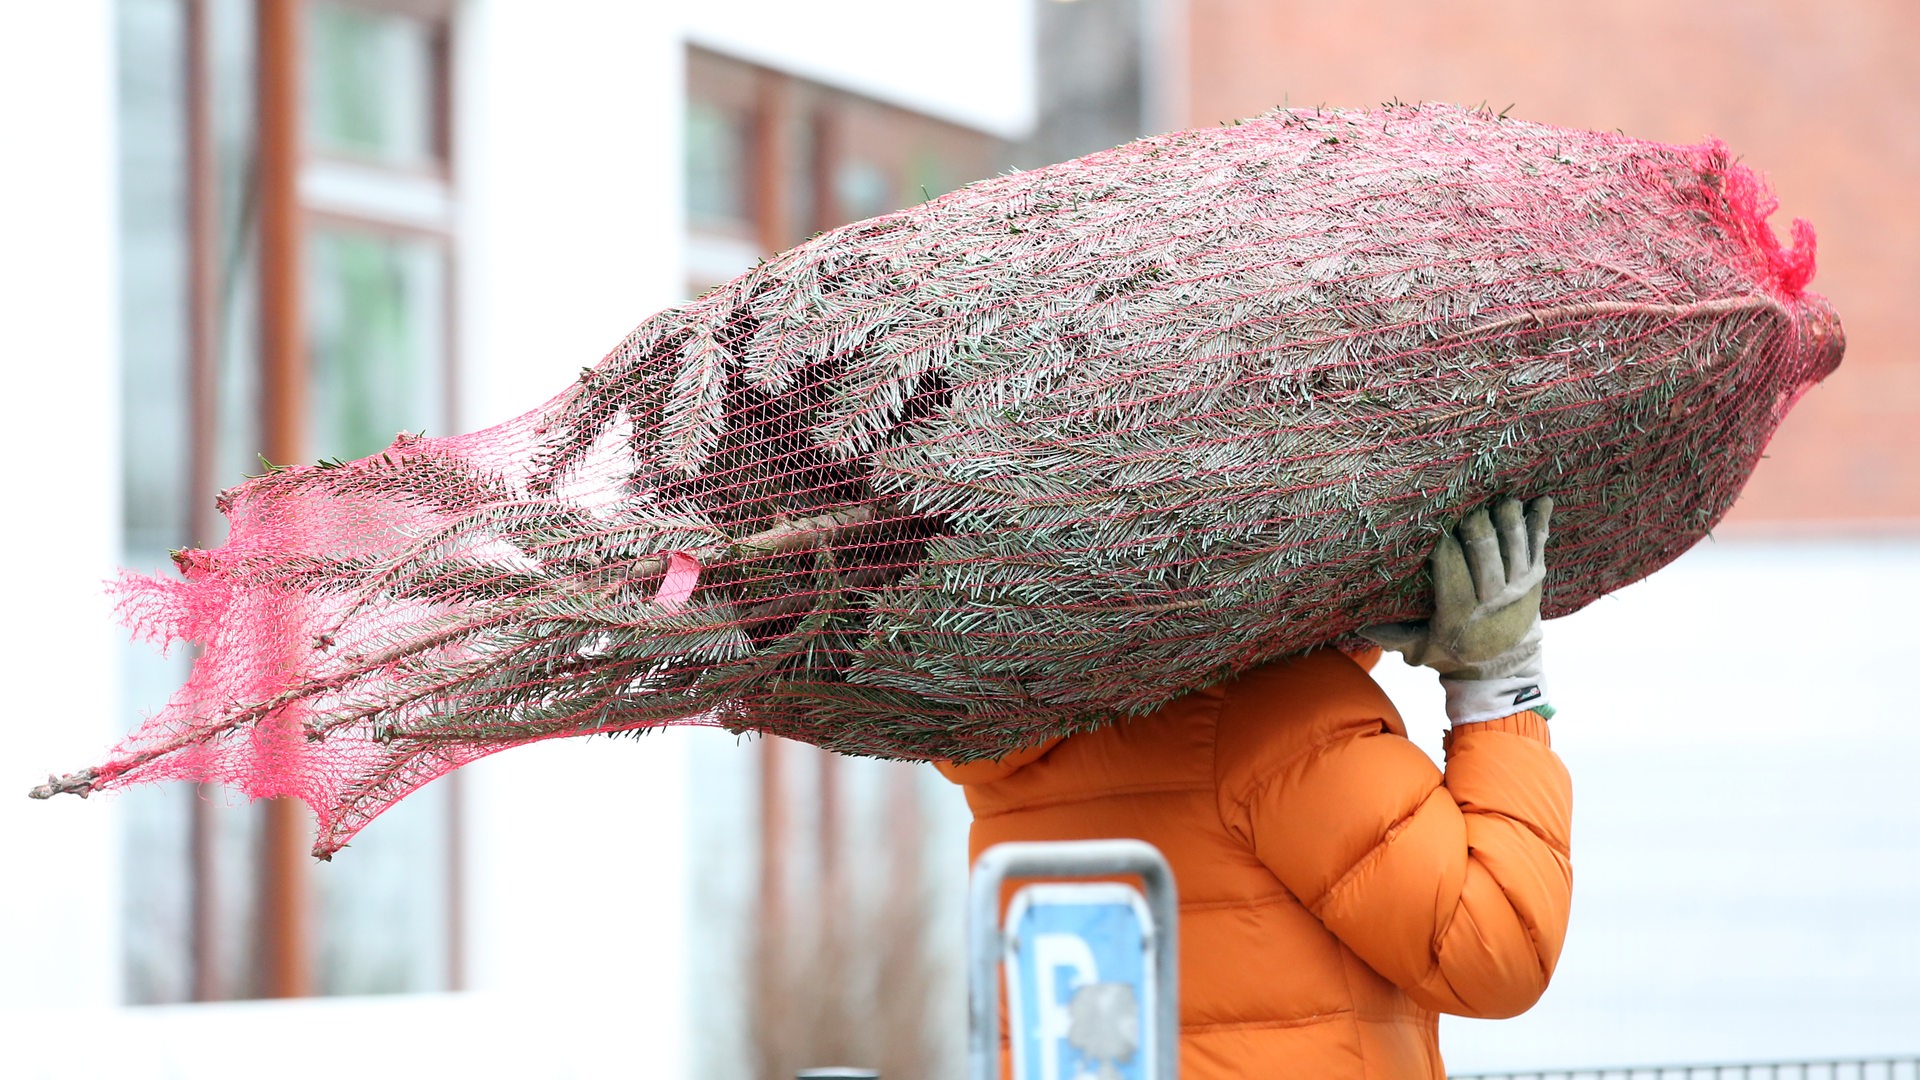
1442,708 -> 1554,755
1440,670 -> 1550,725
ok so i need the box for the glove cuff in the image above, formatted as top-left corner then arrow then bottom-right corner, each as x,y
1441,672 -> 1551,725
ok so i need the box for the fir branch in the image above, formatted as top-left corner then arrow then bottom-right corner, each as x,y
287,446 -> 514,517
78,503 -> 893,776
660,327 -> 732,475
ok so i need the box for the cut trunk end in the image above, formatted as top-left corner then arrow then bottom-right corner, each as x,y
28,769 -> 100,800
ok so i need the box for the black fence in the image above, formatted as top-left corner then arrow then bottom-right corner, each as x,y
1452,1059 -> 1920,1080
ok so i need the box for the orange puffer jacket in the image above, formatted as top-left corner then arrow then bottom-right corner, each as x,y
935,648 -> 1573,1079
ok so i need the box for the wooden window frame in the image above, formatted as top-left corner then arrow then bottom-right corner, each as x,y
685,45 -> 1003,292
684,46 -> 1007,1075
172,0 -> 465,1002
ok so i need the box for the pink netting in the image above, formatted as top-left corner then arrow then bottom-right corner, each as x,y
42,104 -> 1842,856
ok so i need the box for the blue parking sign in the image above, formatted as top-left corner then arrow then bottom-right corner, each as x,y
1005,882 -> 1159,1080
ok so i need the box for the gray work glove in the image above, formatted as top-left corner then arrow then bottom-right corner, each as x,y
1361,496 -> 1554,724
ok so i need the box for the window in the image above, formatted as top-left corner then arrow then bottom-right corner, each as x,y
114,0 -> 460,1004
300,0 -> 460,1000
305,229 -> 448,463
117,0 -> 262,1005
681,46 -> 1005,1080
683,46 -> 1005,291
686,96 -> 754,229
305,2 -> 441,168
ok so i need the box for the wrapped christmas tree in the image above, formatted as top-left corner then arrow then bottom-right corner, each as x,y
34,103 -> 1842,857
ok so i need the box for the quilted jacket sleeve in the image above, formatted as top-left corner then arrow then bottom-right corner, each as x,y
1215,652 -> 1573,1019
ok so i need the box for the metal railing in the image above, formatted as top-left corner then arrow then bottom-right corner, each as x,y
1452,1059 -> 1920,1080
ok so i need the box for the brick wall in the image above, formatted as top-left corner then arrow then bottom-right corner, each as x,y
1182,0 -> 1920,527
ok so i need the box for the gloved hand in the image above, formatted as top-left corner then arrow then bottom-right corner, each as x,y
1361,496 -> 1554,724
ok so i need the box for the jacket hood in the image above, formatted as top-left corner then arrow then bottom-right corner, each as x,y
932,646 -> 1383,786
933,736 -> 1062,786
1342,643 -> 1384,671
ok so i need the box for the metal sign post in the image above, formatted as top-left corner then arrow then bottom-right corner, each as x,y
968,840 -> 1178,1080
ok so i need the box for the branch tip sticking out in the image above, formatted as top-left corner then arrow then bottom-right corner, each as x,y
28,769 -> 99,800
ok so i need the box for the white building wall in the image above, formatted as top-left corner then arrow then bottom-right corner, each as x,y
1369,536 -> 1920,1071
449,4 -> 693,1075
0,0 -> 123,1015
682,0 -> 1036,139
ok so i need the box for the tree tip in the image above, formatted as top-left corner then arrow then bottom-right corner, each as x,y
28,770 -> 99,801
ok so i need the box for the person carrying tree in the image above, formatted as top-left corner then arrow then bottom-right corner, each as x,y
937,496 -> 1571,1079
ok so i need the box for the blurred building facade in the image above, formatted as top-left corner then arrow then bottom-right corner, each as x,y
1185,0 -> 1920,528
4,2 -> 1036,1077
2,2 -> 1915,1078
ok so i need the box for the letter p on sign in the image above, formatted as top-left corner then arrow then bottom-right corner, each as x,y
1006,883 -> 1157,1080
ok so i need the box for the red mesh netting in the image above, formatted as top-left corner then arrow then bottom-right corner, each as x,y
38,104 -> 1843,856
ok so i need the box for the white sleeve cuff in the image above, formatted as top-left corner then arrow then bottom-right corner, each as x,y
1441,673 -> 1551,725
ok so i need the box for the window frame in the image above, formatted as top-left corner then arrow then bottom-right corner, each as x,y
163,0 -> 467,1002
